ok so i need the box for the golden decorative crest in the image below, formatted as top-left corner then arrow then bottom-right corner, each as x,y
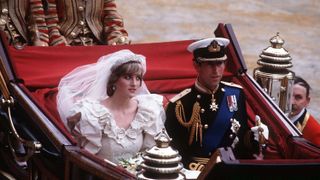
208,40 -> 221,52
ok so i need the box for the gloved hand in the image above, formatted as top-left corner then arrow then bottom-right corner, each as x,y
108,36 -> 130,45
251,115 -> 269,142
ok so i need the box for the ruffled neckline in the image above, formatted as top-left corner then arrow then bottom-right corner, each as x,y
98,94 -> 162,146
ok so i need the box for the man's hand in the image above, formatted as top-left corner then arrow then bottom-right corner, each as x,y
108,36 -> 130,45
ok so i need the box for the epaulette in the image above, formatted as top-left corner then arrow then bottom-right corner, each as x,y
169,88 -> 192,103
221,81 -> 243,89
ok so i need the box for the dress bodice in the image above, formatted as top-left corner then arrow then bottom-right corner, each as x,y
69,94 -> 165,163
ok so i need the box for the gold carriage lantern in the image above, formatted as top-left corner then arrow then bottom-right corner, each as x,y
253,33 -> 295,114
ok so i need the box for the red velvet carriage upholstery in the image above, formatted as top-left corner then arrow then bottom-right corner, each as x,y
7,41 -> 200,144
5,37 -> 320,160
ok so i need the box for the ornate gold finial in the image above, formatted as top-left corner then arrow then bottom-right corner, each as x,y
257,32 -> 292,71
270,32 -> 284,49
154,128 -> 172,148
208,40 -> 221,52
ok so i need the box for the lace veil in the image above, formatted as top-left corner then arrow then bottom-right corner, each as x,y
57,49 -> 149,124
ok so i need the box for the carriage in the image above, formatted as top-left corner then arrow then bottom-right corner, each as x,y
0,23 -> 319,179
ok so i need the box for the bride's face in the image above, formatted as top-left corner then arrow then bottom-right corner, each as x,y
115,73 -> 142,98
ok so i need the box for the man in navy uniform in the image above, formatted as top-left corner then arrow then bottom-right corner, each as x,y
165,37 -> 269,171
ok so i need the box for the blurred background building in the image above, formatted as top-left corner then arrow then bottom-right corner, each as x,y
117,0 -> 320,121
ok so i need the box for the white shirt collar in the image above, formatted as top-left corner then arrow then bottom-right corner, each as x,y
289,108 -> 306,124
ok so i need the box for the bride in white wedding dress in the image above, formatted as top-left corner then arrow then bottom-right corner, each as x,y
57,49 -> 165,163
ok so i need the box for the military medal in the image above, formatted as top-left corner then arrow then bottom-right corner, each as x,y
210,94 -> 218,111
227,95 -> 238,112
210,85 -> 219,111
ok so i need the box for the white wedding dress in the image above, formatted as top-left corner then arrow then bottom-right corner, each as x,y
68,94 -> 165,164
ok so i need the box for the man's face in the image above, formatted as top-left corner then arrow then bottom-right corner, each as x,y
291,83 -> 310,116
194,61 -> 225,91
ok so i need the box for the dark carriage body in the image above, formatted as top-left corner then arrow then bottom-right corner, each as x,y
0,23 -> 319,179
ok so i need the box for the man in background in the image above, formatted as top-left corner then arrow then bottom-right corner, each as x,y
289,76 -> 320,146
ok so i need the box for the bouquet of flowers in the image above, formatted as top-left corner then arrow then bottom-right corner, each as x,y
118,152 -> 144,175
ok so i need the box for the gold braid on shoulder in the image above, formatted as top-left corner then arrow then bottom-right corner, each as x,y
175,100 -> 203,146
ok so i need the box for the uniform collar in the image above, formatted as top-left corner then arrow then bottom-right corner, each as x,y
195,78 -> 221,94
290,108 -> 306,124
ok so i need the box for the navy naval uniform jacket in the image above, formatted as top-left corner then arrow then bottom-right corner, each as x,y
165,81 -> 251,168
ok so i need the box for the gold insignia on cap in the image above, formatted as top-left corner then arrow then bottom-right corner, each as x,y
208,40 -> 221,52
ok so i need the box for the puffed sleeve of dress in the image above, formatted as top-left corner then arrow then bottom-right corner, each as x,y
133,94 -> 166,150
68,98 -> 109,154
